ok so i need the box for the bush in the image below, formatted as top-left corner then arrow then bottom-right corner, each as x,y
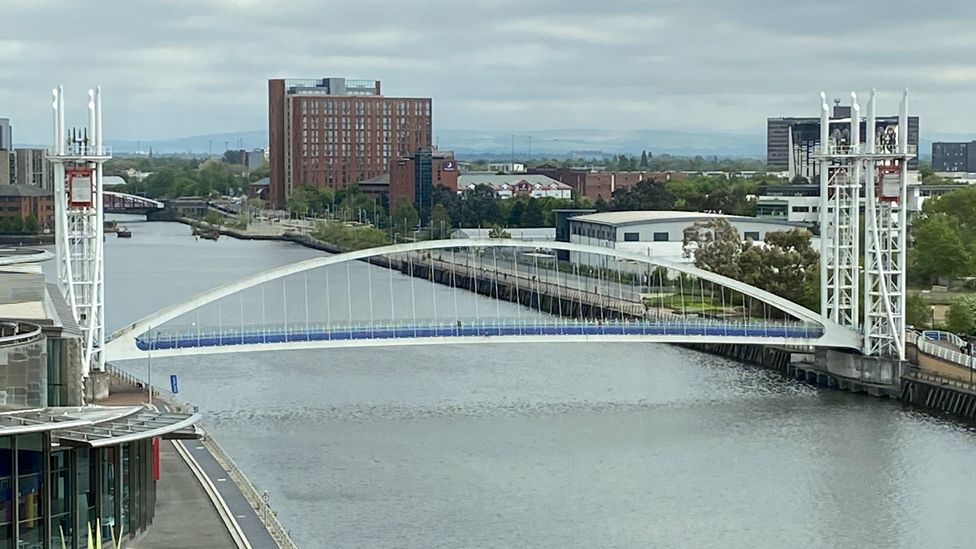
314,221 -> 390,251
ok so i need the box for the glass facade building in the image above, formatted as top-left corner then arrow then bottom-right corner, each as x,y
0,407 -> 199,548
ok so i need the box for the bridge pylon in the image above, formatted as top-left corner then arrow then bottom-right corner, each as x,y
48,86 -> 112,376
815,90 -> 914,360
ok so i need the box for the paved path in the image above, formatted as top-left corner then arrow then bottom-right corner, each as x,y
183,439 -> 279,548
134,441 -> 236,549
99,378 -> 280,549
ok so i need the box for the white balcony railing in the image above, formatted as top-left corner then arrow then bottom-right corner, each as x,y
813,144 -> 917,156
49,145 -> 112,157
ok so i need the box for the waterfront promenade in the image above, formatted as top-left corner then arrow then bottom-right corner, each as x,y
97,376 -> 287,548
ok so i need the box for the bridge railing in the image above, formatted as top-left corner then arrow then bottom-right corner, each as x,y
917,331 -> 976,370
132,318 -> 827,351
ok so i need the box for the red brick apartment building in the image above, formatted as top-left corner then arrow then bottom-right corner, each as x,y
0,184 -> 53,229
527,166 -> 686,201
268,77 -> 432,207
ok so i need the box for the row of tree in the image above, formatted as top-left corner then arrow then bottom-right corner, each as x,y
681,218 -> 819,311
909,185 -> 976,285
0,215 -> 39,235
109,157 -> 269,200
599,177 -> 759,216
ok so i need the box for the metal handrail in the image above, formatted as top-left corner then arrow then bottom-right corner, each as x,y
134,318 -> 826,350
0,321 -> 43,347
916,336 -> 976,370
103,364 -> 298,547
202,432 -> 299,548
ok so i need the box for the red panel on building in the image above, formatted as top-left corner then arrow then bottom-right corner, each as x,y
152,437 -> 161,481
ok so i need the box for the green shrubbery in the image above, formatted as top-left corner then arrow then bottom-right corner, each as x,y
314,221 -> 390,251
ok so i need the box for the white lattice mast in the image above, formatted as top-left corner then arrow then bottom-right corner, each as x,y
862,89 -> 912,360
818,92 -> 861,331
49,86 -> 111,376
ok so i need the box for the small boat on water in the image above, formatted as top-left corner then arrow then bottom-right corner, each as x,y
117,227 -> 132,238
199,231 -> 219,241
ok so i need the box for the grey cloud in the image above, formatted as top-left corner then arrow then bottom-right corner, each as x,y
2,0 -> 975,145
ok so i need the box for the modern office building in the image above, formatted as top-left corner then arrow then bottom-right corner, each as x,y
0,119 -> 11,151
0,404 -> 199,548
13,149 -> 52,191
268,77 -> 432,207
755,184 -> 822,225
767,102 -> 919,180
932,141 -> 976,173
0,119 -> 12,186
389,148 -> 457,220
563,211 -> 805,268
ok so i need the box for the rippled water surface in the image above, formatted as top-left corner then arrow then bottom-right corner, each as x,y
90,218 -> 976,548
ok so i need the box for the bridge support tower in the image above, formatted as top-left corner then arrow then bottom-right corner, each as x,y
48,86 -> 112,376
816,89 -> 914,361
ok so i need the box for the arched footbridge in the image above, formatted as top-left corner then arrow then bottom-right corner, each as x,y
104,239 -> 861,361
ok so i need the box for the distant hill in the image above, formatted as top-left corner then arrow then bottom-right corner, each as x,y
437,128 -> 766,158
106,130 -> 268,155
26,127 -> 973,160
100,128 -> 767,158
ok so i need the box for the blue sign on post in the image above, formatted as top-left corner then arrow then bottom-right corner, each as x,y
170,374 -> 179,394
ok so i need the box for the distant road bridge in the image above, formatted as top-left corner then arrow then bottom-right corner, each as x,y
103,191 -> 163,214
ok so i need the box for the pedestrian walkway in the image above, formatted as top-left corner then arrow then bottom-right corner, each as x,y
97,374 -> 282,548
134,441 -> 237,549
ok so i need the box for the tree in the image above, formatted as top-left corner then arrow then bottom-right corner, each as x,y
611,180 -> 675,211
594,196 -> 610,212
508,200 -> 525,227
432,185 -> 462,227
0,216 -> 22,234
911,213 -> 973,283
204,211 -> 222,226
488,225 -> 511,239
459,184 -> 502,227
520,199 -> 544,227
22,215 -> 38,234
682,218 -> 742,279
947,296 -> 976,335
430,203 -> 452,239
392,197 -> 419,235
639,150 -> 649,169
906,293 -> 930,329
739,229 -> 818,306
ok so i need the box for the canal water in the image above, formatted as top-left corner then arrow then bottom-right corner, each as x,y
87,218 -> 976,547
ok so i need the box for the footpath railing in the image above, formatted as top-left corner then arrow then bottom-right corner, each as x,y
134,318 -> 827,351
915,330 -> 976,370
103,364 -> 298,548
202,430 -> 299,549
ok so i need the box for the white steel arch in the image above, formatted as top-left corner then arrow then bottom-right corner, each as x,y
104,239 -> 859,360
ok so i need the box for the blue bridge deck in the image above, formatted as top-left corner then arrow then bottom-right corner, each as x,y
131,319 -> 826,351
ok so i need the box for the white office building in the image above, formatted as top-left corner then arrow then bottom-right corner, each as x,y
567,211 -> 807,269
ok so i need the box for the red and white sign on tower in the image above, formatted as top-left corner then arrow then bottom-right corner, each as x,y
66,166 -> 95,208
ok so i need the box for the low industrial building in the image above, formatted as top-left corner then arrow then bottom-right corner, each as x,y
755,181 -> 926,228
563,210 -> 807,267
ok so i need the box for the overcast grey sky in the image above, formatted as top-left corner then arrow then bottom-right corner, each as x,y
2,0 -> 975,144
